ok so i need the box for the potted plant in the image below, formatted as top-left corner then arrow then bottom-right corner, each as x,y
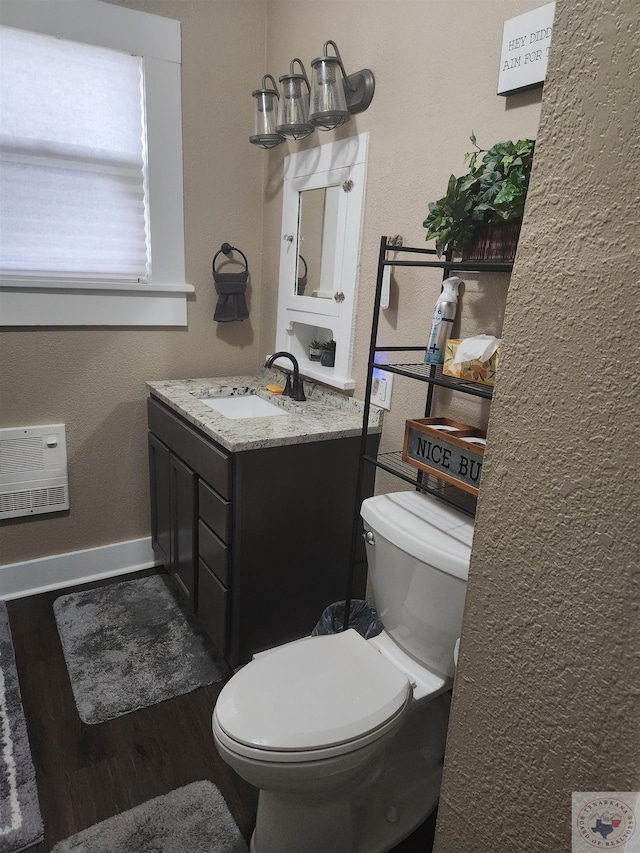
320,339 -> 336,367
423,133 -> 535,259
309,340 -> 324,361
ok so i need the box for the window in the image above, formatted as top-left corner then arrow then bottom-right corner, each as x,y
0,0 -> 193,326
1,28 -> 149,282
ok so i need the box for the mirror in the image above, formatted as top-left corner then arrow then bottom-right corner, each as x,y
295,185 -> 341,298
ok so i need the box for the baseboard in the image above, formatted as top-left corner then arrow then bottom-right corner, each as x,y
0,537 -> 160,601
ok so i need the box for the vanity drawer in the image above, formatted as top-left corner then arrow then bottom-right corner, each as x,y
147,397 -> 231,499
198,519 -> 230,587
197,558 -> 229,657
198,480 -> 231,543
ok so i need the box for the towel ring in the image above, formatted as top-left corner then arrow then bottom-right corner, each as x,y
212,242 -> 249,275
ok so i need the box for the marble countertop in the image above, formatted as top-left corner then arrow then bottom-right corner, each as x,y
146,369 -> 383,452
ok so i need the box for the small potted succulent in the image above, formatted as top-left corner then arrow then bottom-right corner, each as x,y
309,340 -> 324,362
320,339 -> 336,367
423,133 -> 535,259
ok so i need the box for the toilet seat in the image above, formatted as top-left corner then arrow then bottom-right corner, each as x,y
213,629 -> 412,763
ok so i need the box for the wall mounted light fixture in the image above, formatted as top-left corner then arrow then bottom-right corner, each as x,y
309,40 -> 375,131
250,74 -> 284,149
251,42 -> 375,147
277,59 -> 314,141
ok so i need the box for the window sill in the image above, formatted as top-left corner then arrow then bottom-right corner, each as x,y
0,279 -> 195,326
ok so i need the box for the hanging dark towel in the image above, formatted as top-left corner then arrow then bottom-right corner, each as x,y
213,270 -> 249,322
212,243 -> 250,323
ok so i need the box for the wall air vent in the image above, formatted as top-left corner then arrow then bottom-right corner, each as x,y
0,425 -> 69,520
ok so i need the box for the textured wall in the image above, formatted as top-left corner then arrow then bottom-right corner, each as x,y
435,1 -> 640,850
0,0 -> 267,563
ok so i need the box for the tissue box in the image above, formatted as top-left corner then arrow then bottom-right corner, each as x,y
402,417 -> 486,496
443,339 -> 499,386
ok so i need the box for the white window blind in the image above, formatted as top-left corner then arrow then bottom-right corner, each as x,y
0,25 -> 150,283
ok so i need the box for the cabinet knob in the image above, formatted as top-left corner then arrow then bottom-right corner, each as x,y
283,234 -> 294,243
334,292 -> 345,303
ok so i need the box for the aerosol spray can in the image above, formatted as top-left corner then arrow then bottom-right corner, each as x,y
424,276 -> 461,364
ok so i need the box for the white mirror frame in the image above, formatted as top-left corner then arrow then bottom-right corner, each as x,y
274,132 -> 369,391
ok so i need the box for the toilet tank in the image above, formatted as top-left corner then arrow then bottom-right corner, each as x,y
360,491 -> 472,678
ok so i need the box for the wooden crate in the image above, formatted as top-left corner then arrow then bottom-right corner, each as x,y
402,417 -> 486,496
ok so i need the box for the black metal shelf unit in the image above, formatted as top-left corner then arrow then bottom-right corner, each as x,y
342,236 -> 513,626
356,235 -> 513,514
371,359 -> 493,400
362,450 -> 479,516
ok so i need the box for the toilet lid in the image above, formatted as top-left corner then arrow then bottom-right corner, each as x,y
215,630 -> 411,752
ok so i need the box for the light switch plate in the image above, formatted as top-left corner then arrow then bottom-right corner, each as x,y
370,368 -> 394,411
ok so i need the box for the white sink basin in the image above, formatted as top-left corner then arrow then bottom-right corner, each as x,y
199,395 -> 289,419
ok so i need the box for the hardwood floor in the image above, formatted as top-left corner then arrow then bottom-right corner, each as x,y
7,569 -> 436,852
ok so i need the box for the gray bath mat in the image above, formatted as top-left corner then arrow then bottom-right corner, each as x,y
54,574 -> 225,724
52,780 -> 247,853
0,601 -> 44,853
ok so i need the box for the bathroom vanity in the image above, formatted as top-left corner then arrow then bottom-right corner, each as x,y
147,373 -> 381,668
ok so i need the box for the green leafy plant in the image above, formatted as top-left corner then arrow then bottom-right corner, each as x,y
320,339 -> 336,367
423,133 -> 536,257
309,339 -> 324,361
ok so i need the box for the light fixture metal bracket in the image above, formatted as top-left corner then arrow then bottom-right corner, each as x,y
344,69 -> 375,115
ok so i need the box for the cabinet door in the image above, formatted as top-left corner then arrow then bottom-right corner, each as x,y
169,452 -> 198,609
148,433 -> 171,566
197,559 -> 229,658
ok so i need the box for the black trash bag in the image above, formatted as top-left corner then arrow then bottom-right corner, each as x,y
312,600 -> 383,640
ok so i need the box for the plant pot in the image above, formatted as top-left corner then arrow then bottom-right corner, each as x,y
309,347 -> 322,362
320,348 -> 335,367
462,220 -> 522,261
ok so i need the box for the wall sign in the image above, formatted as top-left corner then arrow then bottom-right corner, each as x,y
497,2 -> 555,96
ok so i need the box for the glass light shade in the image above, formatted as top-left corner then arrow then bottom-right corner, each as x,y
250,87 -> 283,149
276,74 -> 313,140
309,56 -> 350,131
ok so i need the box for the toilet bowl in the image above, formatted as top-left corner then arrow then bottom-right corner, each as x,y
212,490 -> 472,853
213,629 -> 450,853
213,630 -> 413,796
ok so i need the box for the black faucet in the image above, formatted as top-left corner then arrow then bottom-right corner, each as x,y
265,352 -> 306,401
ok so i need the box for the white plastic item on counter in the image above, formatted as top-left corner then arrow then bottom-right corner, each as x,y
424,276 -> 461,365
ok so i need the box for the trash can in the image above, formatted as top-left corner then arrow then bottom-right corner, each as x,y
312,599 -> 383,640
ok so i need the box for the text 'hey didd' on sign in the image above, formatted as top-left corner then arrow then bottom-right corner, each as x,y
497,2 -> 555,96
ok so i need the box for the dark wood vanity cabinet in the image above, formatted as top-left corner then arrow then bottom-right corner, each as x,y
147,396 -> 376,668
148,428 -> 201,610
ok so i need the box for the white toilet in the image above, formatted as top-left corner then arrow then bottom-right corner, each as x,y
212,490 -> 472,853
